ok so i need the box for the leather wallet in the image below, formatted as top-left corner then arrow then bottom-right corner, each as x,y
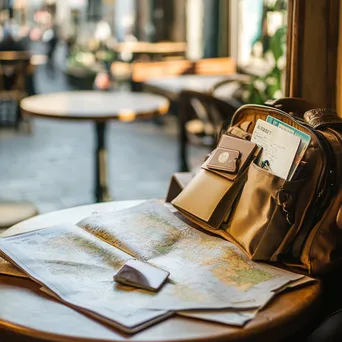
172,134 -> 258,230
203,134 -> 258,180
207,147 -> 240,173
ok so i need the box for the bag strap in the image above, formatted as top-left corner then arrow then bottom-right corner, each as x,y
265,97 -> 313,118
266,97 -> 342,129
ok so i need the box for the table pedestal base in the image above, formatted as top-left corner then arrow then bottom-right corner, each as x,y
94,122 -> 111,202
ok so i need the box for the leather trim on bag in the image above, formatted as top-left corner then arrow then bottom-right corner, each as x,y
304,109 -> 342,129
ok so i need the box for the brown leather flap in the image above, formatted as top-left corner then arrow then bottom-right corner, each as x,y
172,168 -> 247,229
172,169 -> 231,226
165,172 -> 194,203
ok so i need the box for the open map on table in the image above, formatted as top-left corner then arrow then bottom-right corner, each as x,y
0,200 -> 315,333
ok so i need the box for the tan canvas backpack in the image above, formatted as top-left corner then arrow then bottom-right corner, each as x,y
172,98 -> 342,275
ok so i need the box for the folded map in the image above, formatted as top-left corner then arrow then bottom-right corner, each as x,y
0,200 -> 314,333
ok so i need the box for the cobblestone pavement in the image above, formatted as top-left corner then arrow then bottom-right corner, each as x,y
0,49 -> 206,213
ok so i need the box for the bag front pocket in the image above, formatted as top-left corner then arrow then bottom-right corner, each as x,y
172,168 -> 248,229
225,162 -> 305,261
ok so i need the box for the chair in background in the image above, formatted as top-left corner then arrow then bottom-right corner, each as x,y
0,51 -> 31,130
0,52 -> 38,231
178,90 -> 237,172
209,73 -> 251,107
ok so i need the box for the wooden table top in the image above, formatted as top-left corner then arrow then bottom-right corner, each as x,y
20,91 -> 169,122
0,200 -> 321,342
115,41 -> 187,54
145,75 -> 229,93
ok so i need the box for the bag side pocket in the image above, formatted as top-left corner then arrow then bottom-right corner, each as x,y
172,168 -> 248,230
225,162 -> 305,261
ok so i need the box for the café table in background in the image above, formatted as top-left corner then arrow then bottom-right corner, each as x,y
20,91 -> 169,203
143,74 -> 250,102
114,41 -> 187,61
0,200 -> 321,342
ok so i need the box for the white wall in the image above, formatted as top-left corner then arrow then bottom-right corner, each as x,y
114,0 -> 135,42
186,0 -> 204,60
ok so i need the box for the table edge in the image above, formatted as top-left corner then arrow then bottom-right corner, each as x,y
0,282 -> 322,342
20,92 -> 169,122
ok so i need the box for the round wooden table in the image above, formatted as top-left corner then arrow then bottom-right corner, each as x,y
0,201 -> 321,342
20,92 -> 169,202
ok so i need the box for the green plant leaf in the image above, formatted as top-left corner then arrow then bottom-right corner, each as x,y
246,78 -> 267,104
274,0 -> 287,11
270,27 -> 286,61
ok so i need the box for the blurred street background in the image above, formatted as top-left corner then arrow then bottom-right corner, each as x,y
0,0 -> 287,213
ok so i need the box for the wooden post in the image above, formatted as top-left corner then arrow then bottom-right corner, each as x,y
171,0 -> 186,42
286,0 -> 340,109
337,2 -> 342,114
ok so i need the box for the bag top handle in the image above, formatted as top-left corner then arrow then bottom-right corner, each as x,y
264,97 -> 313,118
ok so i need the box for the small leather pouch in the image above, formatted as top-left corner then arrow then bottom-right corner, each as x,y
172,135 -> 258,230
202,134 -> 258,181
207,148 -> 240,173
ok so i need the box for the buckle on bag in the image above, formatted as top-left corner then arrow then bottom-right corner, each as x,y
275,189 -> 295,225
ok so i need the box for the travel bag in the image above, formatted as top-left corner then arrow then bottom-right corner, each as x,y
172,98 -> 342,275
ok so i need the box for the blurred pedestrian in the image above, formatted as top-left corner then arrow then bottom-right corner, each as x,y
0,15 -> 26,52
42,23 -> 59,74
0,20 -> 30,93
94,71 -> 112,91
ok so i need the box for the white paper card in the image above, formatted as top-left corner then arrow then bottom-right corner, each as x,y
251,119 -> 301,180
